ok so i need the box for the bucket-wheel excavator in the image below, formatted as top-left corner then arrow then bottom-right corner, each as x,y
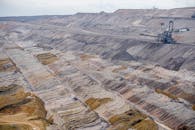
140,21 -> 190,44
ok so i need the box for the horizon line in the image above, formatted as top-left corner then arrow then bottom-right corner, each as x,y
0,6 -> 194,17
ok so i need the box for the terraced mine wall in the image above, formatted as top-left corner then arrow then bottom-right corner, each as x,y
36,32 -> 194,72
68,34 -> 195,71
0,8 -> 195,72
0,42 -> 195,130
0,7 -> 195,130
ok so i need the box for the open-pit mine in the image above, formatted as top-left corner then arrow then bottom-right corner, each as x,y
0,7 -> 195,130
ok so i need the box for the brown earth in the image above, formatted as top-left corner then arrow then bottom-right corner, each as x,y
0,7 -> 195,130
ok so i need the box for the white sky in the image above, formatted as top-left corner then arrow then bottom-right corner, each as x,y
0,0 -> 195,16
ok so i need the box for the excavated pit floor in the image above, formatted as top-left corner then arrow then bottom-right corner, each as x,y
0,8 -> 195,130
0,42 -> 194,130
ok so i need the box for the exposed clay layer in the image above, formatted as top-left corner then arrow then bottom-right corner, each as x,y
108,109 -> 157,130
134,77 -> 195,105
85,97 -> 113,110
36,53 -> 58,65
0,124 -> 32,130
47,54 -> 160,130
155,88 -> 178,100
80,54 -> 96,61
4,48 -> 109,130
0,58 -> 17,72
167,86 -> 195,104
0,84 -> 48,130
0,84 -> 28,109
0,15 -> 195,130
2,47 -> 195,130
126,94 -> 194,130
112,65 -> 128,73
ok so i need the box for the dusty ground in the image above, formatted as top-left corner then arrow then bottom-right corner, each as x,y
0,7 -> 195,130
